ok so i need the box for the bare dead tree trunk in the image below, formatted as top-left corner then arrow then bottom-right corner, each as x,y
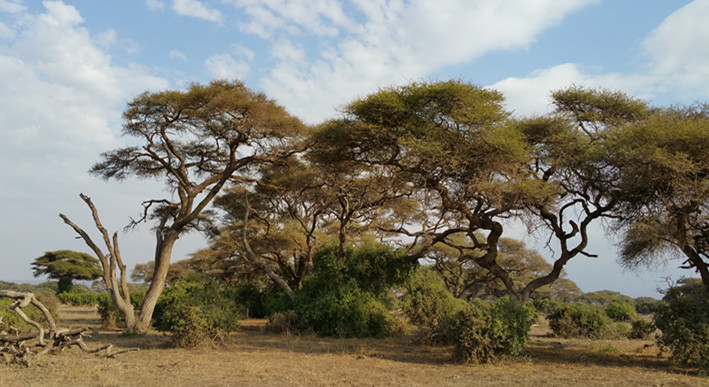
60,194 -> 136,330
0,291 -> 137,365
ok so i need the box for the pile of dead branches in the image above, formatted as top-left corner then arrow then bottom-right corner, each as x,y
0,290 -> 137,366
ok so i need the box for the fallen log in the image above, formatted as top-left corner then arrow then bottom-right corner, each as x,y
1,290 -> 138,365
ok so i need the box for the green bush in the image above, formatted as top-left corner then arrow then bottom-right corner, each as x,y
548,302 -> 611,339
153,276 -> 241,347
629,319 -> 655,340
654,287 -> 709,372
263,286 -> 293,315
292,242 -> 416,338
222,281 -> 267,318
532,298 -> 563,315
634,297 -> 660,314
604,299 -> 638,322
445,297 -> 531,364
58,290 -> 100,306
96,289 -> 146,329
401,266 -> 467,328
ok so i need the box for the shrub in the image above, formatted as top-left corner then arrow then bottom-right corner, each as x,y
58,290 -> 100,306
96,289 -> 146,329
445,297 -> 531,364
292,243 -> 416,338
265,310 -> 308,335
634,297 -> 660,314
532,298 -> 563,315
153,276 -> 241,347
401,266 -> 467,328
604,299 -> 638,322
296,278 -> 396,338
654,286 -> 709,372
548,302 -> 611,339
222,281 -> 267,318
629,319 -> 655,340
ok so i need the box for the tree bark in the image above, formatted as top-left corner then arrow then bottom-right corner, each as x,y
133,230 -> 179,333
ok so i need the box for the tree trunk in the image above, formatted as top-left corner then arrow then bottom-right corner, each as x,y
132,231 -> 179,333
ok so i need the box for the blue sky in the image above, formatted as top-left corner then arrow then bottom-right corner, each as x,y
0,0 -> 706,297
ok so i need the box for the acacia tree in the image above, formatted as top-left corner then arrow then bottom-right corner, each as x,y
314,80 -> 557,302
314,81 -> 647,302
428,237 -> 580,300
60,80 -> 307,332
511,86 -> 652,299
31,250 -> 102,294
607,104 -> 709,289
196,152 -> 414,300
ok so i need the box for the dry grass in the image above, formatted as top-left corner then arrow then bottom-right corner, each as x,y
1,306 -> 707,386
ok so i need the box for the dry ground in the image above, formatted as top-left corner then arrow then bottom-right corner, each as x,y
1,305 -> 707,386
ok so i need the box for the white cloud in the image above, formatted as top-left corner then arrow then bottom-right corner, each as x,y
230,0 -> 358,38
270,39 -> 305,63
204,53 -> 249,79
146,0 -> 165,11
95,29 -> 117,49
490,64 -> 651,117
232,44 -> 254,61
489,0 -> 709,117
0,0 -> 25,13
169,49 -> 187,61
172,0 -> 223,23
643,0 -> 709,96
0,1 -> 171,279
233,0 -> 598,123
0,21 -> 13,39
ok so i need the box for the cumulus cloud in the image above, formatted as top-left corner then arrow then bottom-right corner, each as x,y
489,0 -> 709,117
204,53 -> 250,79
0,0 -> 25,13
643,0 -> 709,96
228,0 -> 598,123
489,64 -> 652,116
0,2 -> 170,279
230,0 -> 358,38
169,49 -> 187,61
172,0 -> 223,23
146,0 -> 165,10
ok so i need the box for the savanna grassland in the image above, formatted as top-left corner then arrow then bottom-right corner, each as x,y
1,305 -> 706,386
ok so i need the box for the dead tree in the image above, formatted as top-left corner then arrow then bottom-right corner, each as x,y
0,290 -> 137,366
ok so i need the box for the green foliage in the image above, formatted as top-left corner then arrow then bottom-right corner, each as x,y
97,288 -> 146,329
263,286 -> 294,315
576,290 -> 634,306
293,243 -> 416,338
296,279 -> 394,338
604,299 -> 638,322
445,297 -> 532,364
222,281 -> 268,318
634,297 -> 660,314
31,250 -> 102,294
152,276 -> 241,347
57,290 -> 100,306
654,286 -> 709,372
532,298 -> 563,315
401,266 -> 468,328
548,302 -> 612,339
629,319 -> 655,340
